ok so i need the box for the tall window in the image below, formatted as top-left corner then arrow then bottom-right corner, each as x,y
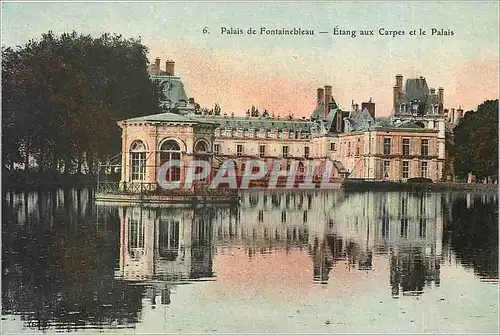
130,140 -> 146,181
402,161 -> 409,178
383,138 -> 391,155
159,140 -> 181,181
402,138 -> 410,155
282,145 -> 289,157
236,144 -> 243,157
259,145 -> 266,157
421,139 -> 429,157
330,143 -> 336,151
420,161 -> 428,178
348,142 -> 351,156
214,144 -> 220,155
195,141 -> 210,176
304,146 -> 310,158
383,160 -> 390,178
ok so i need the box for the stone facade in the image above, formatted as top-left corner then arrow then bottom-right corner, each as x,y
118,114 -> 218,189
116,60 -> 455,185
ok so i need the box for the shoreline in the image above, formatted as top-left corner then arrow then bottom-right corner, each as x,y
2,172 -> 99,192
342,180 -> 498,193
2,172 -> 498,193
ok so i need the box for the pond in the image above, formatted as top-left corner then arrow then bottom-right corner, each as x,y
1,189 -> 498,333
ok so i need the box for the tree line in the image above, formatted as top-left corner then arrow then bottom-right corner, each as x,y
452,99 -> 498,181
2,31 -> 163,177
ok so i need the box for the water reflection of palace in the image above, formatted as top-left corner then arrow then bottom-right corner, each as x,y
3,189 -> 496,332
116,190 -> 445,298
232,191 -> 443,294
117,206 -> 218,280
116,205 -> 220,305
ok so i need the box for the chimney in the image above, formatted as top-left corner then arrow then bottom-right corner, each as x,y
393,86 -> 400,111
438,87 -> 444,113
430,87 -> 436,95
155,57 -> 161,75
457,106 -> 464,119
324,85 -> 332,117
362,99 -> 376,118
317,88 -> 324,104
395,74 -> 403,89
394,74 -> 403,112
165,60 -> 175,76
450,108 -> 455,124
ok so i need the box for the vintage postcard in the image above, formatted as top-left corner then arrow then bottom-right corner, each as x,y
1,1 -> 499,334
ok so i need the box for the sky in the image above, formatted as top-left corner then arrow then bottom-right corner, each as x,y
2,1 -> 499,117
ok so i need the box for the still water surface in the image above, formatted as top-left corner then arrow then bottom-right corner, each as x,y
2,189 -> 498,333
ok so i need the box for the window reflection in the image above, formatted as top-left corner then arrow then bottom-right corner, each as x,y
158,219 -> 180,261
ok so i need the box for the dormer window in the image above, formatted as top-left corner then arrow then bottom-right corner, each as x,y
411,99 -> 419,114
399,103 -> 405,114
432,104 -> 438,114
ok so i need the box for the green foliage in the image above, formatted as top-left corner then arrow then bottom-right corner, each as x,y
2,31 -> 160,174
453,99 -> 498,179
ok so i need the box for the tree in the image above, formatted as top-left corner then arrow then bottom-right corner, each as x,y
2,31 -> 161,176
453,99 -> 498,180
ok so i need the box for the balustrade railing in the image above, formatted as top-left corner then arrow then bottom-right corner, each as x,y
96,181 -> 240,197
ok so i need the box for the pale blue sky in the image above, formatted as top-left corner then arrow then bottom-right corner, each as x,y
2,1 -> 499,115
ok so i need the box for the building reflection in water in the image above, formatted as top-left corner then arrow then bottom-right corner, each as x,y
3,189 -> 496,331
234,190 -> 444,296
115,204 -> 223,306
116,190 -> 446,299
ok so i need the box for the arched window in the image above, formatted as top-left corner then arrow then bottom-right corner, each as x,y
159,140 -> 181,182
195,141 -> 208,152
130,140 -> 147,181
194,141 -> 210,177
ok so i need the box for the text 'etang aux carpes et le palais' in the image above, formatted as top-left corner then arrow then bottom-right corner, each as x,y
210,27 -> 455,38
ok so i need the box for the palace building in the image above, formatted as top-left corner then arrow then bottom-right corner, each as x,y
116,59 -> 458,189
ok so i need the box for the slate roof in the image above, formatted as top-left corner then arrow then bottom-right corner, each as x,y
393,121 -> 425,129
396,78 -> 439,115
310,101 -> 326,120
196,115 -> 315,132
343,107 -> 376,132
342,108 -> 431,132
150,75 -> 196,112
122,112 -> 218,126
310,96 -> 339,121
